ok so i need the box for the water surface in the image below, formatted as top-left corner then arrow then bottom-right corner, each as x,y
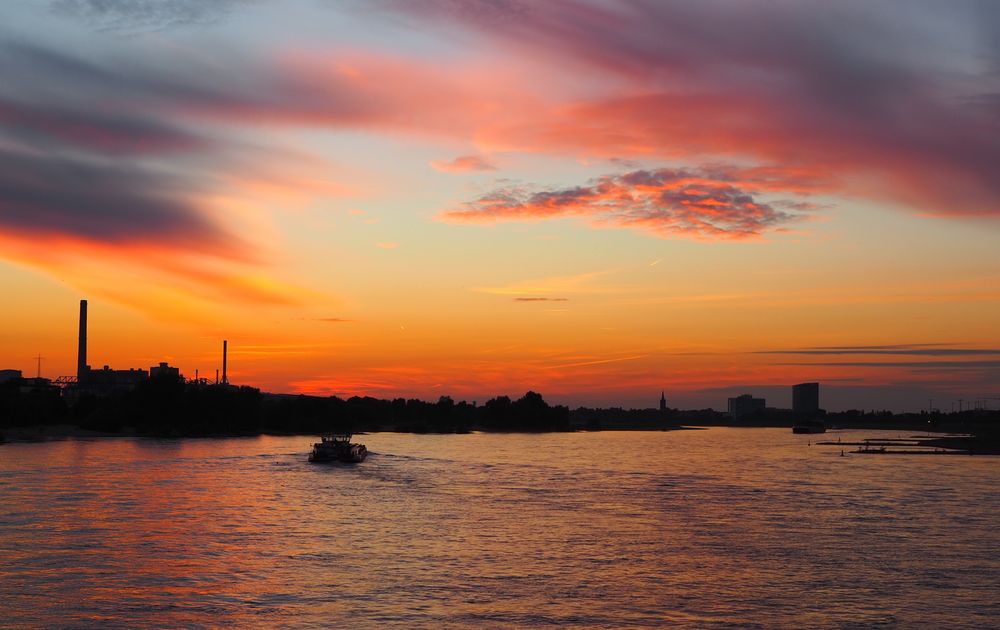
1,429 -> 997,628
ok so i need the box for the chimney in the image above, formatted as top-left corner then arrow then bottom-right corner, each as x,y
222,340 -> 228,385
77,299 -> 88,381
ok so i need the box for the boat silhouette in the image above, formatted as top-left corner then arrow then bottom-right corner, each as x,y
308,433 -> 368,463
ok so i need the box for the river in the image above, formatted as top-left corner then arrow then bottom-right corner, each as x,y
1,428 -> 997,628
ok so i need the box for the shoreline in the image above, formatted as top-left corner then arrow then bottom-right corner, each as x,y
1,424 -> 693,442
0,422 -> 984,444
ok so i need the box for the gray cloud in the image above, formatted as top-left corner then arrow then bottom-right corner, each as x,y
50,0 -> 256,30
0,147 -> 230,248
0,41 -> 239,253
0,98 -> 207,155
0,38 -> 393,254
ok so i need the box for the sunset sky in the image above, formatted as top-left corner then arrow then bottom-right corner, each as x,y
2,0 -> 998,411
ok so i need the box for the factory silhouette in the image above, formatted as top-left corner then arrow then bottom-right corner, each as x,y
71,299 -> 228,394
0,299 -> 570,435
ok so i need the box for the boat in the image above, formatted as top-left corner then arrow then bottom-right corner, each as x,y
309,433 -> 368,463
792,421 -> 826,434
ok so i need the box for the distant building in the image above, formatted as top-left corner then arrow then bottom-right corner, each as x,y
150,362 -> 181,379
792,382 -> 820,415
0,369 -> 22,383
728,394 -> 765,418
660,391 -> 667,412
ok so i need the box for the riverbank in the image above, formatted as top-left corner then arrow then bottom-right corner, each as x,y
1,424 -> 135,442
0,423 -> 694,443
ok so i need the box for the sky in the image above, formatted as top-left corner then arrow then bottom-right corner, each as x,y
1,0 -> 999,412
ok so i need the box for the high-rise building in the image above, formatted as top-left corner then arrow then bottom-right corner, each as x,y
728,394 -> 765,418
792,382 -> 820,415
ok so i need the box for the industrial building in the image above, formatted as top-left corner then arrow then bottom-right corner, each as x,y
728,394 -> 766,418
150,362 -> 181,379
74,299 -> 149,393
792,382 -> 820,415
70,299 -> 186,395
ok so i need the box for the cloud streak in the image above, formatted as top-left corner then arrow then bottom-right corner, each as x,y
782,360 -> 1000,370
0,139 -> 241,254
50,0 -> 255,30
759,345 -> 1000,357
513,297 -> 568,302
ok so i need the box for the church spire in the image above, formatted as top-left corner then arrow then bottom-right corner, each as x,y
660,390 -> 667,411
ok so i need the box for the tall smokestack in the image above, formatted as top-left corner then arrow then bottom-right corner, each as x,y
222,340 -> 228,385
77,299 -> 88,381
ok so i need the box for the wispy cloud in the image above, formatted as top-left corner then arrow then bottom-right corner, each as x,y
759,344 -> 1000,357
780,360 -> 1000,370
475,270 -> 625,296
545,354 -> 647,370
50,0 -> 255,30
431,154 -> 496,173
513,297 -> 568,302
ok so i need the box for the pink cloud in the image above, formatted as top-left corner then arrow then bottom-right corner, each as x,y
372,1 -> 1000,220
431,154 -> 497,172
442,167 -> 801,240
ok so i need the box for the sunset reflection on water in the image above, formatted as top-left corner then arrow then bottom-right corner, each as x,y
1,429 -> 998,628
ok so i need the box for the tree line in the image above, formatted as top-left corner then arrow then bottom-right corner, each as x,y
0,375 -> 570,436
